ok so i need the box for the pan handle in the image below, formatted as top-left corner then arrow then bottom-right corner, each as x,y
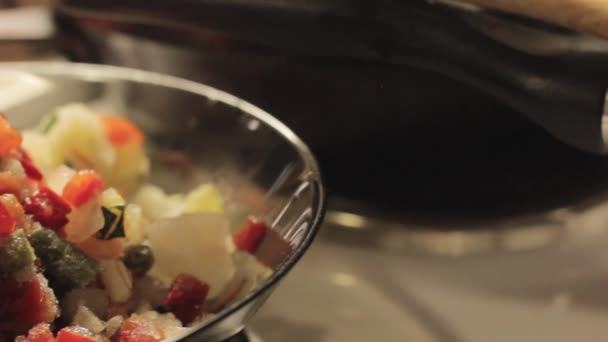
378,2 -> 608,154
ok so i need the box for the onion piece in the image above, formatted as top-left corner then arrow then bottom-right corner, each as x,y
100,259 -> 133,303
72,305 -> 105,334
146,213 -> 234,298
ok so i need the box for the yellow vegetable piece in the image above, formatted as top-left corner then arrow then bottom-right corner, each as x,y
182,184 -> 224,214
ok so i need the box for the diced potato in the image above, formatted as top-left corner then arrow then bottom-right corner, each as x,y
64,198 -> 104,243
106,143 -> 150,195
46,165 -> 76,194
182,184 -> 224,214
100,188 -> 126,208
100,259 -> 133,303
133,184 -> 171,221
22,130 -> 56,168
146,213 -> 235,298
72,305 -> 106,334
124,204 -> 147,244
231,251 -> 272,301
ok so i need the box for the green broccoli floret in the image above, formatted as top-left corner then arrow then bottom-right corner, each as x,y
29,229 -> 100,290
0,229 -> 35,275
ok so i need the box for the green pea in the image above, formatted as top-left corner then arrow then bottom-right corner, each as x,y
123,245 -> 154,277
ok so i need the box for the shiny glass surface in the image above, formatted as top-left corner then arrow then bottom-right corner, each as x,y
0,62 -> 326,341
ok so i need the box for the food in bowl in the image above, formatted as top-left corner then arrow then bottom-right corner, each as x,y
0,103 -> 273,341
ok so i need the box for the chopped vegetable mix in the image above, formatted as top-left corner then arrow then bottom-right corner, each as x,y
0,104 -> 275,341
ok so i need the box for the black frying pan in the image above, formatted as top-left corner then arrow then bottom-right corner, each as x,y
54,0 -> 608,154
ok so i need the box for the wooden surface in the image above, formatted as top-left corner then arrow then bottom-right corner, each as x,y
464,0 -> 608,38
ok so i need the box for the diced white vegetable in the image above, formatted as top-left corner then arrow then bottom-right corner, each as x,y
104,316 -> 124,338
22,130 -> 56,168
133,184 -> 171,221
133,184 -> 185,220
1,157 -> 25,181
100,259 -> 133,303
164,194 -> 185,218
182,184 -> 224,214
64,197 -> 104,243
124,203 -> 146,244
46,102 -> 116,170
107,142 -> 150,195
46,165 -> 76,194
62,288 -> 109,321
72,305 -> 106,334
147,213 -> 235,298
231,251 -> 272,301
100,187 -> 126,208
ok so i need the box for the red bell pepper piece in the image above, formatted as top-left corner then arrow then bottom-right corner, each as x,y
23,186 -> 71,230
0,113 -> 22,157
0,275 -> 59,333
232,217 -> 268,253
18,149 -> 43,181
163,274 -> 209,325
0,198 -> 16,235
56,329 -> 96,342
23,323 -> 55,342
62,170 -> 105,208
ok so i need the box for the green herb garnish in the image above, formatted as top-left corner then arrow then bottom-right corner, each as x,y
39,112 -> 58,134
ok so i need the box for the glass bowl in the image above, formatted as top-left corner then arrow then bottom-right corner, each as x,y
0,62 -> 326,341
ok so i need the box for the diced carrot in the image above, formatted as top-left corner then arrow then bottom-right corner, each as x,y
0,194 -> 26,230
62,170 -> 105,208
0,198 -> 16,235
56,329 -> 96,342
101,116 -> 144,147
232,217 -> 268,253
0,113 -> 22,157
75,236 -> 124,261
